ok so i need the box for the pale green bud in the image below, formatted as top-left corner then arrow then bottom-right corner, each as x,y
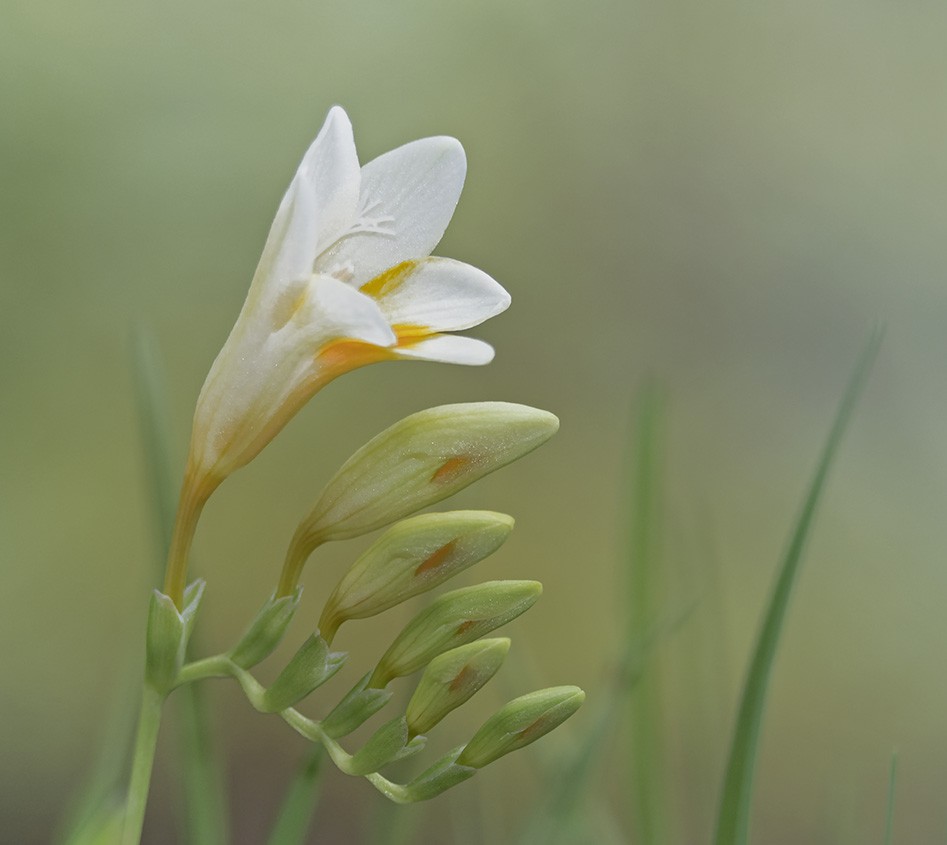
406,638 -> 510,737
145,580 -> 205,694
457,686 -> 586,768
344,716 -> 425,776
229,587 -> 302,669
369,581 -> 541,688
294,402 -> 557,549
319,511 -> 514,641
401,746 -> 477,802
321,672 -> 393,738
260,634 -> 346,713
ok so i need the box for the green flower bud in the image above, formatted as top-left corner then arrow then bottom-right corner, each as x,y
229,587 -> 302,669
401,746 -> 477,802
286,402 -> 557,568
321,672 -> 393,738
260,634 -> 346,713
457,686 -> 586,768
406,638 -> 510,737
319,511 -> 514,642
344,716 -> 425,776
146,580 -> 205,694
370,581 -> 541,688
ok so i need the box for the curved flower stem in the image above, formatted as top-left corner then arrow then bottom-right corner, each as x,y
176,654 -> 234,685
122,685 -> 165,845
176,655 -> 411,801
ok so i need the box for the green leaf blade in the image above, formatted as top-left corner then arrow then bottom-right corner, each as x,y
266,748 -> 325,845
714,330 -> 882,845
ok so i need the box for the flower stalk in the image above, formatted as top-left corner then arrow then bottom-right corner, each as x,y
121,685 -> 164,845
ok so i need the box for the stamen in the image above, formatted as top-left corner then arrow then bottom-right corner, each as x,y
311,199 -> 397,267
349,214 -> 395,236
351,197 -> 395,236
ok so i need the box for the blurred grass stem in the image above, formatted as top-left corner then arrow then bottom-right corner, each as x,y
713,329 -> 881,845
627,382 -> 672,844
266,748 -> 325,845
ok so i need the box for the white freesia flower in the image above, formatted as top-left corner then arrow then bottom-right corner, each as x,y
187,106 -> 510,493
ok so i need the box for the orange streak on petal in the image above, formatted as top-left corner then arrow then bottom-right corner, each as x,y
316,340 -> 393,375
449,664 -> 475,693
431,455 -> 471,484
392,323 -> 432,347
414,539 -> 458,575
455,619 -> 479,636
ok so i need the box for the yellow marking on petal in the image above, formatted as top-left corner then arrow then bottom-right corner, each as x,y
414,540 -> 458,576
431,455 -> 472,484
392,323 -> 432,342
360,259 -> 419,299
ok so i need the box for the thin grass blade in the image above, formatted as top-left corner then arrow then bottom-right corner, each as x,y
266,747 -> 325,845
713,330 -> 882,845
55,651 -> 140,845
55,331 -> 178,843
521,382 -> 680,844
370,798 -> 423,845
626,381 -> 673,844
518,596 -> 695,845
132,327 -> 177,566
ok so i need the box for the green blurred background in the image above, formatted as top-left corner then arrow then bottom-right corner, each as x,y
3,0 -> 947,842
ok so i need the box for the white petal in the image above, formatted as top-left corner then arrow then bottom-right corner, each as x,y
251,107 -> 361,300
316,136 -> 466,286
368,257 -> 510,332
394,335 -> 495,366
292,274 -> 396,348
300,107 -> 362,255
189,273 -> 394,477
